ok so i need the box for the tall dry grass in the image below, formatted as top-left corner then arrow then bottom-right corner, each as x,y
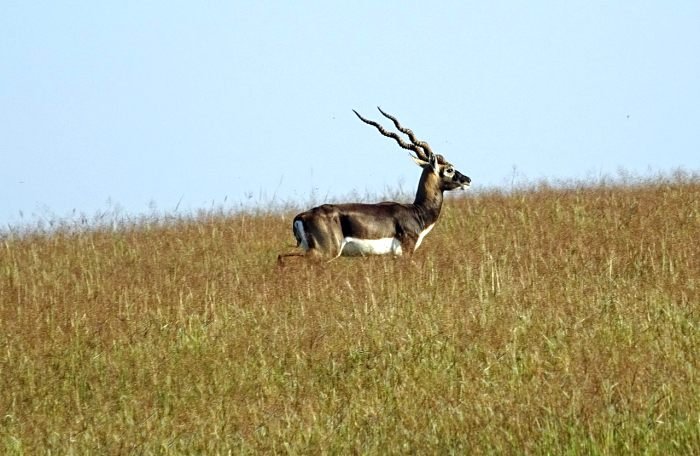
1,173 -> 699,454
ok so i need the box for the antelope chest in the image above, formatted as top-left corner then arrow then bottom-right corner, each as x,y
415,223 -> 435,250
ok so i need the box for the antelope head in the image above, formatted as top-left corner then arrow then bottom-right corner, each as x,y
352,107 -> 471,192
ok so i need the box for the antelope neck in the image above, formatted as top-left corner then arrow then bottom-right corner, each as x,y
411,169 -> 443,229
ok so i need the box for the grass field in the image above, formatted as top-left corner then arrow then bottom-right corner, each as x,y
1,173 -> 699,454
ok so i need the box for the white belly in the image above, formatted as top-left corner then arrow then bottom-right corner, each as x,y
340,237 -> 403,256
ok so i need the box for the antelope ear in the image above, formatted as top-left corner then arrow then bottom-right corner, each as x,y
411,155 -> 430,168
429,153 -> 439,175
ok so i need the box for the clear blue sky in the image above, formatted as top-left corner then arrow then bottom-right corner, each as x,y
2,2 -> 699,226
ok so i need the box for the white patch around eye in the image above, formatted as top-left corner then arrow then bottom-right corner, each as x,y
294,220 -> 310,251
414,223 -> 435,251
339,237 -> 403,256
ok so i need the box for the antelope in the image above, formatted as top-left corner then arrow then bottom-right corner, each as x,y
278,107 -> 471,262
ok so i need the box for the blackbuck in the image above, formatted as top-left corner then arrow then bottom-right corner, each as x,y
278,107 -> 471,262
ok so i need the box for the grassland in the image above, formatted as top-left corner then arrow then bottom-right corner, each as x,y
1,173 -> 699,454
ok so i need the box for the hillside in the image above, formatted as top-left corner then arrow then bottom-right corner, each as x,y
1,175 -> 699,453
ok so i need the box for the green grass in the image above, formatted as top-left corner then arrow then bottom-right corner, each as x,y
1,174 -> 699,454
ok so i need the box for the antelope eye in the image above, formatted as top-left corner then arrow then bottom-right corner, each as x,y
445,167 -> 454,175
